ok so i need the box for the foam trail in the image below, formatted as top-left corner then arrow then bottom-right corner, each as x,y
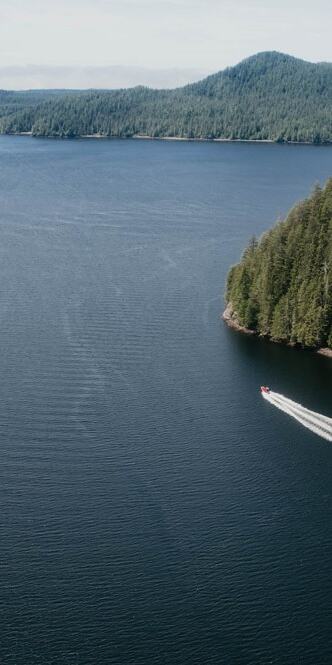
270,395 -> 332,440
273,393 -> 332,428
262,391 -> 332,442
264,393 -> 332,442
270,392 -> 332,434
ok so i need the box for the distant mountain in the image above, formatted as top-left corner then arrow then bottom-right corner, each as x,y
224,179 -> 332,351
1,52 -> 332,143
0,65 -> 209,91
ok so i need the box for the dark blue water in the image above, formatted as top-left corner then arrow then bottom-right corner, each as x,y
0,136 -> 331,664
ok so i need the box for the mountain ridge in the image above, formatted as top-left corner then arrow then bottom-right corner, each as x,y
0,52 -> 331,143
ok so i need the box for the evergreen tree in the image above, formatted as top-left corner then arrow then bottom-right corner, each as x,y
0,52 -> 331,142
226,179 -> 332,350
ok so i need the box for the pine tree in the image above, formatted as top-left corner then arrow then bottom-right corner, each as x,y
226,179 -> 332,350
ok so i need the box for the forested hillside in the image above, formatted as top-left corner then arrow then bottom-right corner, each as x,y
0,52 -> 332,142
225,179 -> 332,350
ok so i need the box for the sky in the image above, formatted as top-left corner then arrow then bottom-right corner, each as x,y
0,0 -> 331,89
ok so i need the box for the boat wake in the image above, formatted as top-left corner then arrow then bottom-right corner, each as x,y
262,390 -> 332,442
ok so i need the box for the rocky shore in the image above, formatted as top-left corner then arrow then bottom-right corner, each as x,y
222,303 -> 332,358
222,303 -> 255,335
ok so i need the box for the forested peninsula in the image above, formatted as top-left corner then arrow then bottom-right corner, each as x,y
1,51 -> 332,143
224,180 -> 332,355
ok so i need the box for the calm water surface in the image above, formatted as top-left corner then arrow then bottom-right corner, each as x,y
0,136 -> 332,664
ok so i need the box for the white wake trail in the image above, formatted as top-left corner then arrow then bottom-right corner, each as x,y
270,392 -> 332,435
273,392 -> 332,428
262,391 -> 332,442
271,395 -> 332,440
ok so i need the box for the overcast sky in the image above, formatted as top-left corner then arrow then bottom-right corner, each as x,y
0,0 -> 331,89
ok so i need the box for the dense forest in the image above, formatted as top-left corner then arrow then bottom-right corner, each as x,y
0,52 -> 332,142
225,179 -> 332,350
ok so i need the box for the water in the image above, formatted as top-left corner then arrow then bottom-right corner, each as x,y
0,136 -> 331,664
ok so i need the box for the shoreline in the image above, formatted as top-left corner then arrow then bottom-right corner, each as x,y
222,304 -> 332,358
2,131 -> 331,146
132,135 -> 277,144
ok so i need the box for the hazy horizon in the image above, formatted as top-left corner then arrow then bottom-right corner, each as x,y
0,64 -> 211,91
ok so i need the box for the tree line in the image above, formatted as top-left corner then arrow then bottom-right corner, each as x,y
0,52 -> 331,143
226,179 -> 332,349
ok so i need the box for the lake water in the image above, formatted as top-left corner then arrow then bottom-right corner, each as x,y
0,136 -> 332,664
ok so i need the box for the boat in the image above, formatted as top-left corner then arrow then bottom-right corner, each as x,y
260,386 -> 270,394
